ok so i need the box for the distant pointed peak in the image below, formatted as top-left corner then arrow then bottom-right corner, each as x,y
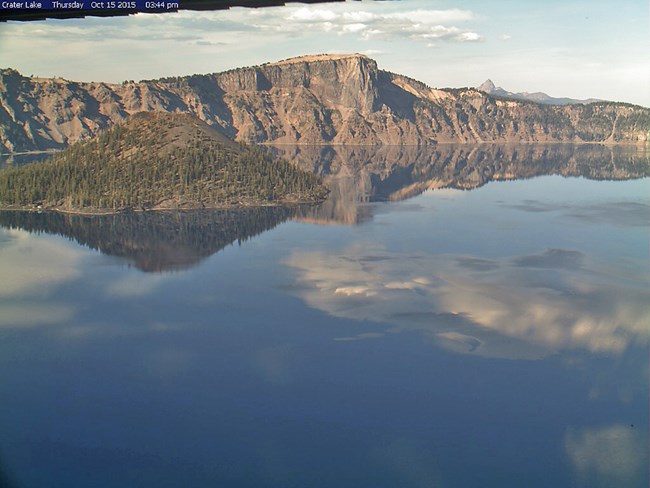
477,79 -> 497,92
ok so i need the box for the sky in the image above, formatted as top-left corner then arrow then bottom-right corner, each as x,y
0,0 -> 648,106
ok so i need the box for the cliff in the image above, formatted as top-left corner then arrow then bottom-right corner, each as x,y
1,54 -> 649,152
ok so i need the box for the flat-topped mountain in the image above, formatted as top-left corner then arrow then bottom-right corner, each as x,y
1,54 -> 649,152
0,112 -> 326,213
272,53 -> 365,65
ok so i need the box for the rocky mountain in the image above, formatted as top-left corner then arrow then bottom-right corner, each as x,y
1,54 -> 649,152
477,79 -> 602,106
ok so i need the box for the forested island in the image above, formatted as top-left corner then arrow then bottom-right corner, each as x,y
0,112 -> 327,213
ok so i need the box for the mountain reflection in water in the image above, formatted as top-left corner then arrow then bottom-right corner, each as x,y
270,143 -> 650,224
0,145 -> 647,488
0,144 -> 647,268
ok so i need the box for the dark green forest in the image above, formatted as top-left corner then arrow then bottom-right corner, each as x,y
0,112 -> 327,212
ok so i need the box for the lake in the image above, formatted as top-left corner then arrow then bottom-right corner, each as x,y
0,145 -> 648,487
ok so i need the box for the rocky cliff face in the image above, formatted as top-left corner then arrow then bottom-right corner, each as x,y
2,54 -> 649,152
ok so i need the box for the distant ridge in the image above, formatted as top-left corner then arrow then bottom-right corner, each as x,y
477,79 -> 602,106
1,54 -> 649,152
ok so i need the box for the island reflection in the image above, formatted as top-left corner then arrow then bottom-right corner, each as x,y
0,144 -> 647,269
0,207 -> 297,272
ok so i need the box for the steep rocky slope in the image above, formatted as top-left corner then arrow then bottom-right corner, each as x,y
2,54 -> 649,152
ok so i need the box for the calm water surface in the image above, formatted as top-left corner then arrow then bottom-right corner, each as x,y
0,146 -> 648,487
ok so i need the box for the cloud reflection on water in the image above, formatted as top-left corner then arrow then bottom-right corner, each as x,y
105,274 -> 170,298
285,244 -> 649,359
0,228 -> 80,328
0,303 -> 75,328
0,228 -> 82,296
565,425 -> 647,487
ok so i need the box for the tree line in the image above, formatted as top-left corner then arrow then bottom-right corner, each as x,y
0,114 -> 327,211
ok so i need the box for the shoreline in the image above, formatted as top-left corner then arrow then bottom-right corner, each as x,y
0,150 -> 60,156
260,141 -> 650,147
3,141 -> 649,157
0,198 -> 326,216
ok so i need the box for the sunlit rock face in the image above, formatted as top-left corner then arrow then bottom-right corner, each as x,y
2,54 -> 649,151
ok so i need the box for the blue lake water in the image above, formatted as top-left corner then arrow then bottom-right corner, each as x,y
0,146 -> 648,487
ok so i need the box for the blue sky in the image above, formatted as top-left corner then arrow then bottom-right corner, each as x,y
0,0 -> 648,105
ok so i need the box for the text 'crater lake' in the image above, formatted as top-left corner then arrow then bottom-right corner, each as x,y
0,144 -> 648,488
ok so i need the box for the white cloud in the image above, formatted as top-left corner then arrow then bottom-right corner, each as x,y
362,49 -> 387,56
406,24 -> 483,43
239,3 -> 481,44
342,11 -> 378,23
383,9 -> 474,24
342,23 -> 369,34
409,25 -> 457,38
457,32 -> 482,42
287,7 -> 339,23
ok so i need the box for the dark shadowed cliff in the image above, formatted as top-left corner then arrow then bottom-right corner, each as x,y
2,54 -> 649,152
